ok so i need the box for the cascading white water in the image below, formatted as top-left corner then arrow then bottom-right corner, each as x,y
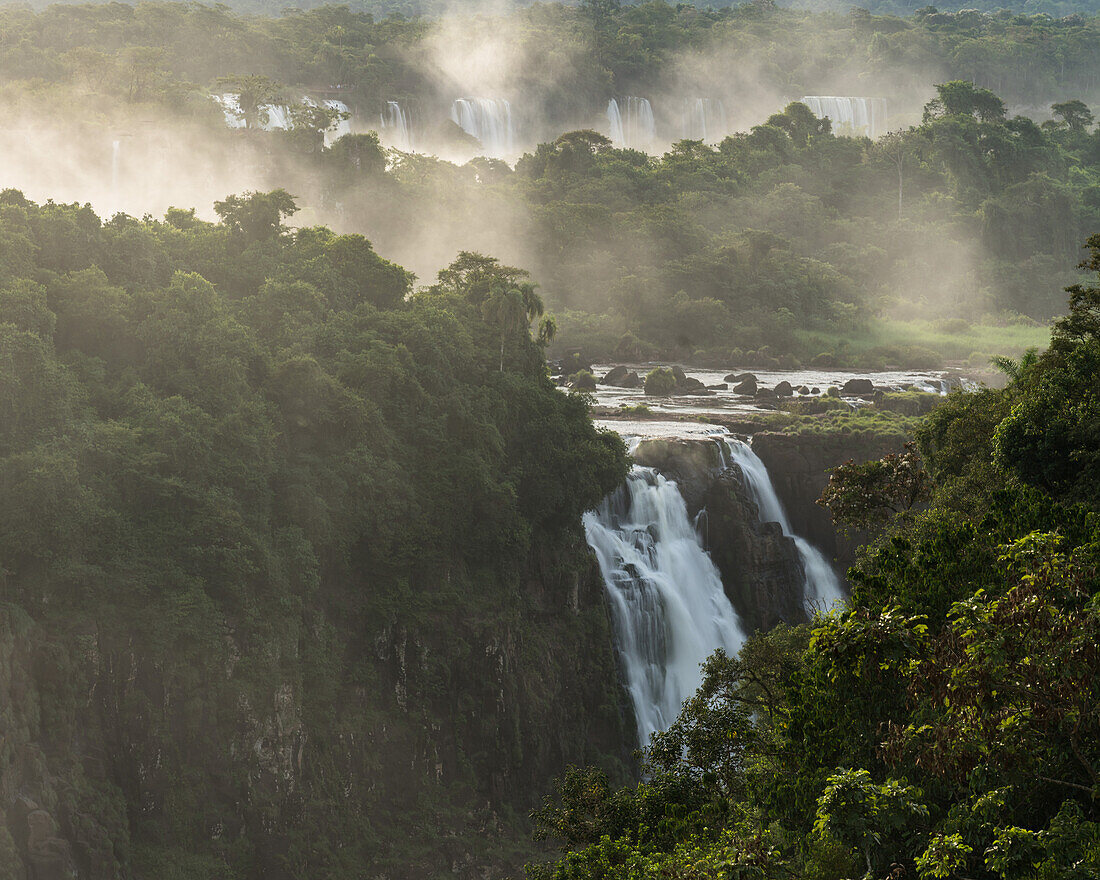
584,467 -> 747,746
261,104 -> 291,130
380,101 -> 413,150
323,99 -> 352,145
450,98 -> 515,156
801,96 -> 888,139
721,438 -> 845,613
681,98 -> 727,142
607,97 -> 656,149
214,94 -> 247,129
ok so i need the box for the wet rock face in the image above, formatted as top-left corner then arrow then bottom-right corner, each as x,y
0,535 -> 631,880
630,438 -> 805,631
632,438 -> 722,513
700,468 -> 806,632
751,432 -> 901,573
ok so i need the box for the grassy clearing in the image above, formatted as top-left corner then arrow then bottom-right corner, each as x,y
798,318 -> 1052,369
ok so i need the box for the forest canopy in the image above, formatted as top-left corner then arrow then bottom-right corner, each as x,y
528,238 -> 1100,880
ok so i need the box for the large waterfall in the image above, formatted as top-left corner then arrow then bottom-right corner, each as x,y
380,101 -> 413,150
450,98 -> 515,156
584,468 -> 747,746
607,97 -> 656,149
801,96 -> 888,139
682,98 -> 727,142
722,439 -> 844,612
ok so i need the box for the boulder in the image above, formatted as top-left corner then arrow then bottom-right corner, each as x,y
841,378 -> 874,395
601,365 -> 630,385
724,372 -> 756,383
601,366 -> 641,388
796,385 -> 810,394
708,383 -> 728,390
733,375 -> 758,396
775,380 -> 793,396
676,376 -> 711,395
672,366 -> 688,384
755,387 -> 779,401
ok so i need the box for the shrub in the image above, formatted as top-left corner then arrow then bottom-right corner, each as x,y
569,369 -> 597,390
644,367 -> 677,396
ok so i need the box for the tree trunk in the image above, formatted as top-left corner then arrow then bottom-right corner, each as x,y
898,160 -> 903,222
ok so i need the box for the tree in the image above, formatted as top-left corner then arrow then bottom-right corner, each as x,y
214,189 -> 298,245
924,81 -> 1007,124
876,129 -> 916,221
813,769 -> 928,877
214,75 -> 286,130
432,252 -> 530,306
481,282 -> 543,371
819,441 -> 931,531
1051,100 -> 1094,133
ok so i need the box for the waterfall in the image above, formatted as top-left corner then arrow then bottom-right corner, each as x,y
801,96 -> 888,139
450,98 -> 515,156
722,439 -> 845,613
214,93 -> 247,129
323,99 -> 352,145
380,101 -> 413,150
584,468 -> 747,747
607,97 -> 656,149
110,140 -> 121,197
681,98 -> 727,142
261,104 -> 291,130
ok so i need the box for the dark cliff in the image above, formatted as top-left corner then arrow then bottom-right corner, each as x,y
751,432 -> 902,576
632,438 -> 807,632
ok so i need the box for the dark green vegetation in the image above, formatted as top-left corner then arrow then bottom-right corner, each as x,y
0,189 -> 632,878
2,3 -> 1100,366
528,244 -> 1100,879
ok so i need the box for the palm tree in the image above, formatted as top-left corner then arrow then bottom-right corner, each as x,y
481,282 -> 545,371
990,346 -> 1039,384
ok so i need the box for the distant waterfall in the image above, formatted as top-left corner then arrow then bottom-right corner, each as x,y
721,439 -> 845,612
214,94 -> 247,129
261,104 -> 291,130
584,468 -> 747,746
801,96 -> 888,139
323,99 -> 352,145
450,98 -> 515,156
607,97 -> 656,149
110,140 -> 121,197
682,98 -> 727,142
215,93 -> 347,137
380,101 -> 413,150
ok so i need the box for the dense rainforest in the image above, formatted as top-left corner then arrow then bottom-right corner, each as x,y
3,2 -> 1100,879
528,243 -> 1100,879
0,189 -> 634,878
5,2 -> 1100,367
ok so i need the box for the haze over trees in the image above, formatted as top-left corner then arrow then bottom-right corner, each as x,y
529,240 -> 1100,880
1,2 -> 1100,879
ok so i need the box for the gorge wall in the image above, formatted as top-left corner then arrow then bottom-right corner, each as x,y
631,438 -> 807,634
751,431 -> 902,575
0,529 -> 629,880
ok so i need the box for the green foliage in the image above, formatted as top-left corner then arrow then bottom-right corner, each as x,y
534,243 -> 1100,880
819,441 -> 931,530
0,191 -> 630,878
643,367 -> 676,396
1,3 -> 1095,367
